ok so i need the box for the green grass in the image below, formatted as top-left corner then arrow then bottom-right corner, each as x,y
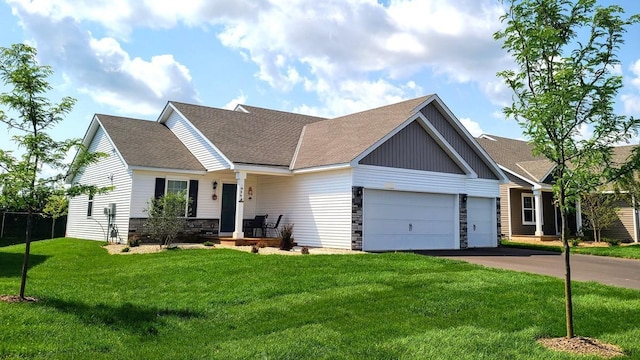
502,240 -> 640,259
2,238 -> 640,359
572,244 -> 640,259
501,240 -> 563,253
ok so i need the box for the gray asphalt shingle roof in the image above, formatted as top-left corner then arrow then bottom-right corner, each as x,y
170,102 -> 327,167
96,95 -> 474,172
477,134 -> 639,185
292,95 -> 432,169
97,114 -> 206,171
476,134 -> 554,183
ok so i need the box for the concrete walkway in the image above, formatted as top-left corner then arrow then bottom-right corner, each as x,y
416,247 -> 640,290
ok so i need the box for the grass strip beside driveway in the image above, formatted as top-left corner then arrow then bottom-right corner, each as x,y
502,240 -> 640,260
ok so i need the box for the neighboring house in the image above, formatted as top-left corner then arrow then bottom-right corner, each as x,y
66,94 -> 507,251
477,134 -> 639,242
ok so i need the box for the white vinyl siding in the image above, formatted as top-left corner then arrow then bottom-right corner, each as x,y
129,170 -> 257,220
66,126 -> 133,241
164,110 -> 228,171
256,169 -> 352,249
353,165 -> 500,197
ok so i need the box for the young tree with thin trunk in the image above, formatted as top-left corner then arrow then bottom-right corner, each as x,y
0,43 -> 107,300
494,0 -> 639,338
144,191 -> 189,248
580,192 -> 619,242
42,192 -> 68,239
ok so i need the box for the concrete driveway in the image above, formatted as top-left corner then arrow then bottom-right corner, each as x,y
415,247 -> 640,290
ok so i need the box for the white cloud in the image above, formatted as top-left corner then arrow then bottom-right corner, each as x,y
460,117 -> 484,137
621,59 -> 640,116
223,93 -> 248,110
621,94 -> 640,115
294,79 -> 423,117
215,0 -> 506,96
574,123 -> 593,141
8,2 -> 200,115
7,0 -> 510,114
630,59 -> 640,89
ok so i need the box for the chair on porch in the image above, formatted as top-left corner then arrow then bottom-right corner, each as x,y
251,215 -> 268,238
265,215 -> 283,238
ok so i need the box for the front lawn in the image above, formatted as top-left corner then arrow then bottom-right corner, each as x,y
1,239 -> 639,359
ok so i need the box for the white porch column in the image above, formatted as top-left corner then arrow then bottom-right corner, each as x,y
633,195 -> 639,243
533,189 -> 544,236
232,171 -> 247,239
575,200 -> 583,235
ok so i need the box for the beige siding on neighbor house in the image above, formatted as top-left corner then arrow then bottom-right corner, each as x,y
600,199 -> 637,242
66,125 -> 133,241
256,169 -> 353,249
500,184 -> 511,238
360,121 -> 464,174
420,103 -> 497,180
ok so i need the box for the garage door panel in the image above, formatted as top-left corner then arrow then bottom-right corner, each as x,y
365,209 -> 453,222
363,189 -> 457,251
365,204 -> 448,220
467,197 -> 495,248
365,235 -> 453,251
365,220 -> 454,236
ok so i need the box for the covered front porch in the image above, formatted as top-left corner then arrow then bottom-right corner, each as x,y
204,169 -> 290,241
507,187 -> 581,240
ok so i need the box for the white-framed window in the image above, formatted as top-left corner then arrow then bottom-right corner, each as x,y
522,193 -> 536,225
87,193 -> 94,218
166,179 -> 189,216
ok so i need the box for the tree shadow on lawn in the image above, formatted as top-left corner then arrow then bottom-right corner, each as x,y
226,275 -> 640,346
0,252 -> 50,278
37,298 -> 202,336
1,237 -> 49,248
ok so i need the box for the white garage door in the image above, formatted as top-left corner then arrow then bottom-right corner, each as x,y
467,197 -> 496,248
363,190 -> 456,251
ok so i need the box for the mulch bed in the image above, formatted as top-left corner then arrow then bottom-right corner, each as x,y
538,336 -> 624,358
0,295 -> 39,303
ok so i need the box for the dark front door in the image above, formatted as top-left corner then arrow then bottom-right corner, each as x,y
220,184 -> 237,233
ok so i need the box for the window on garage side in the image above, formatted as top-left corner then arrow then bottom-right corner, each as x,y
522,193 -> 535,225
87,193 -> 94,218
166,179 -> 188,216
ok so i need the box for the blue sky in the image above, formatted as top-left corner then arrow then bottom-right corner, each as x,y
1,0 -> 640,157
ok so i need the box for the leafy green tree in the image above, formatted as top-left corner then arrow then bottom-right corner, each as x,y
580,192 -> 620,242
494,0 -> 639,338
42,192 -> 68,239
0,43 -> 106,300
144,191 -> 189,248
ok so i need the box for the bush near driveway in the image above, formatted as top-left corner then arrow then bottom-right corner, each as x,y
1,238 -> 639,359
